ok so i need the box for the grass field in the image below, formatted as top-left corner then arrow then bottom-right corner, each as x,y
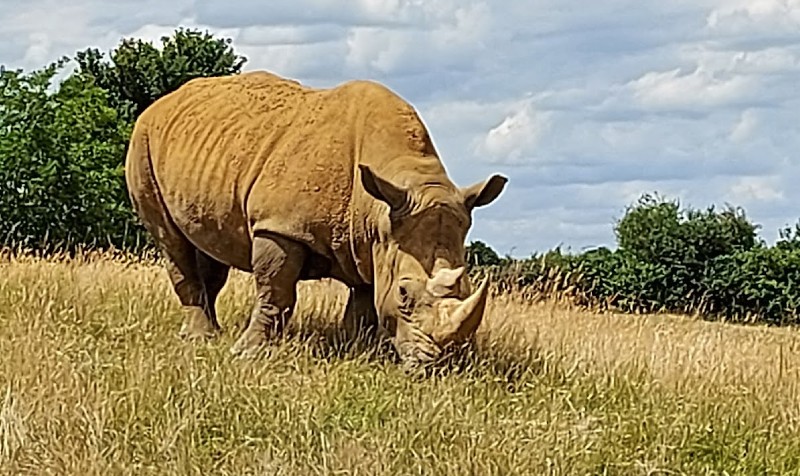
0,251 -> 799,475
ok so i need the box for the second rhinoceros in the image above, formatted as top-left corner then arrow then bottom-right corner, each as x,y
124,70 -> 508,368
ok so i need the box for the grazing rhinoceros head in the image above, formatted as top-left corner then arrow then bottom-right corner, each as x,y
358,162 -> 507,369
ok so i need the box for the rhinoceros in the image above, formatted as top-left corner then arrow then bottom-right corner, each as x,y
124,70 -> 507,368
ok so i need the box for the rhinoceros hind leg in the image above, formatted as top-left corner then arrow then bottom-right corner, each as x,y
163,263 -> 218,341
149,232 -> 225,340
195,250 -> 230,328
161,245 -> 223,340
230,234 -> 306,357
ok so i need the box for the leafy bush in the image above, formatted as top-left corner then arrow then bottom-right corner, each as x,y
615,194 -> 758,264
702,247 -> 800,324
466,240 -> 503,267
607,194 -> 760,313
468,194 -> 800,324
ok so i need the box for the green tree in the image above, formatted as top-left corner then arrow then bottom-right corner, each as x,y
466,240 -> 502,267
74,28 -> 247,121
0,60 -> 143,250
609,193 -> 760,312
0,29 -> 248,252
615,193 -> 758,264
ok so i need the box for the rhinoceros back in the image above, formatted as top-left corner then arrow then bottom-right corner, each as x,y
130,71 -> 360,271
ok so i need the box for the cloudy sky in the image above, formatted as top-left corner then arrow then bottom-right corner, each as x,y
2,0 -> 799,257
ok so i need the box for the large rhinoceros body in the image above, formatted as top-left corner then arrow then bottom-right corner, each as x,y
125,70 -> 507,368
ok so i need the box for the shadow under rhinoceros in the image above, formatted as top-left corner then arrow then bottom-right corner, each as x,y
256,316 -> 548,387
218,281 -> 547,385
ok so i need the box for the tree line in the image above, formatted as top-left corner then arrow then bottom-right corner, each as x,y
467,194 -> 800,324
2,29 -> 799,324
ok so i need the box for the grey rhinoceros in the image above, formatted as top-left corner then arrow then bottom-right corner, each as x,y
124,70 -> 508,368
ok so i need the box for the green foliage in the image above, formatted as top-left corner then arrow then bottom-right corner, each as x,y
702,247 -> 800,323
470,195 -> 800,324
466,240 -> 502,267
616,193 -> 759,264
775,220 -> 800,251
0,28 -> 246,252
607,194 -> 760,313
74,28 -> 246,121
0,61 -> 143,250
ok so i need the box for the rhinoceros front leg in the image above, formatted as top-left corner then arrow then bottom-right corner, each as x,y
230,234 -> 306,357
342,285 -> 380,343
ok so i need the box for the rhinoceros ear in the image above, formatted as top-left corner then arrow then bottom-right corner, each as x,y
359,164 -> 407,210
462,174 -> 508,210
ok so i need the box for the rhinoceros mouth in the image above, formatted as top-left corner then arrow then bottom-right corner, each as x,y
388,273 -> 490,370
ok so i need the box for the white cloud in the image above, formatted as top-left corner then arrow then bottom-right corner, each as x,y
477,100 -> 552,165
707,0 -> 800,35
22,32 -> 51,66
345,28 -> 409,74
729,109 -> 759,143
729,48 -> 800,74
726,175 -> 785,202
236,25 -> 345,46
677,44 -> 800,78
343,1 -> 491,75
0,0 -> 194,70
627,66 -> 756,111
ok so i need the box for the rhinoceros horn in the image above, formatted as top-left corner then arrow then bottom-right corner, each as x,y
432,276 -> 490,345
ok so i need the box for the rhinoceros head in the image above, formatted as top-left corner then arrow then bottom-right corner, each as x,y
358,162 -> 507,368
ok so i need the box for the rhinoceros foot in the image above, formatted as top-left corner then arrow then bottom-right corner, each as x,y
178,308 -> 221,340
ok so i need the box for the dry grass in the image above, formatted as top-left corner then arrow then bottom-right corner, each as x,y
0,251 -> 799,475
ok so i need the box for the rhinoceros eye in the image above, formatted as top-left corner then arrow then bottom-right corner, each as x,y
396,279 -> 418,313
398,282 -> 411,303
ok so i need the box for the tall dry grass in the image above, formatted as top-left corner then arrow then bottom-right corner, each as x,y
0,250 -> 799,475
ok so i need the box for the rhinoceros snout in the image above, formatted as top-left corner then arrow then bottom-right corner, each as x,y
390,274 -> 491,369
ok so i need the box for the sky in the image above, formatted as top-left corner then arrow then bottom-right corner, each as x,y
1,0 -> 799,257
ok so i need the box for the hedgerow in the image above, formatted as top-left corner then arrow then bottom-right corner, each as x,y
468,194 -> 800,324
